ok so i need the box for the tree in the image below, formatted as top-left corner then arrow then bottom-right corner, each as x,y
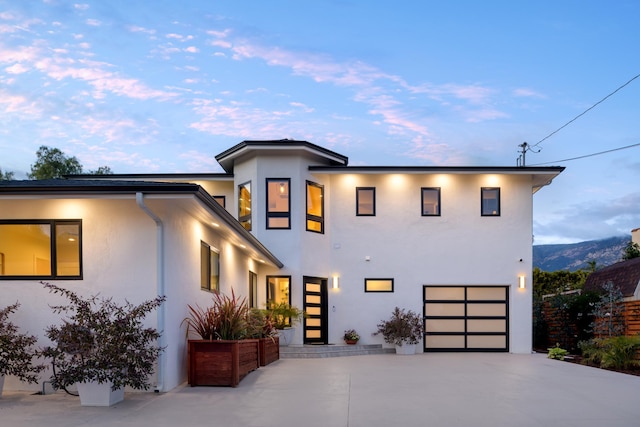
28,146 -> 83,179
622,241 -> 640,261
0,167 -> 14,180
590,281 -> 625,337
27,146 -> 113,179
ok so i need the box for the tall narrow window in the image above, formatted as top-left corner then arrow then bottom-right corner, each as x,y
481,187 -> 500,216
0,220 -> 82,279
356,187 -> 376,216
306,181 -> 324,233
267,275 -> 292,325
421,187 -> 441,216
249,271 -> 258,308
200,241 -> 219,292
266,178 -> 291,229
238,181 -> 252,231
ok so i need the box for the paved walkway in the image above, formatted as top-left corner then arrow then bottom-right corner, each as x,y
1,353 -> 639,427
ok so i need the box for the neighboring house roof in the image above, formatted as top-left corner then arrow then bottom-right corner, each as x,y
0,179 -> 283,268
583,257 -> 640,298
215,139 -> 349,173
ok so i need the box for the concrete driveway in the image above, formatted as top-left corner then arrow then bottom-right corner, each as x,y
1,353 -> 639,427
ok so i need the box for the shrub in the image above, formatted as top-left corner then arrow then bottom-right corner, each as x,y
547,343 -> 569,360
0,302 -> 45,383
374,307 -> 424,346
579,336 -> 640,370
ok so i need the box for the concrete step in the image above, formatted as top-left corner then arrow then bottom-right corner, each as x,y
280,344 -> 395,358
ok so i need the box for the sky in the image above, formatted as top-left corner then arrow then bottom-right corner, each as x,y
0,0 -> 639,245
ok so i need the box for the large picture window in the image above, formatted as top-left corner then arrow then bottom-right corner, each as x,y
356,187 -> 376,216
481,187 -> 500,216
266,178 -> 291,229
0,220 -> 82,279
238,181 -> 252,231
306,181 -> 324,233
200,241 -> 219,292
421,187 -> 441,216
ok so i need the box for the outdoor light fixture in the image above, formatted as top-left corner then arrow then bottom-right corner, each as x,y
518,275 -> 526,289
332,276 -> 339,289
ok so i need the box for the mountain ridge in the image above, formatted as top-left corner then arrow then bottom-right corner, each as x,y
533,235 -> 629,272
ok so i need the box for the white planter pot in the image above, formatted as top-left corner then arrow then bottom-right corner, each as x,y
77,381 -> 124,406
277,327 -> 295,346
395,343 -> 417,355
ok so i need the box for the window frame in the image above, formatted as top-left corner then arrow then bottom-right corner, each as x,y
266,178 -> 291,230
213,196 -> 226,208
481,187 -> 501,216
364,278 -> 394,293
421,187 -> 441,216
238,181 -> 252,231
0,219 -> 83,280
249,271 -> 258,308
200,240 -> 220,293
305,180 -> 324,234
356,187 -> 376,216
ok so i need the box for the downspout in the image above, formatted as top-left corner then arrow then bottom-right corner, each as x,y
136,192 -> 166,393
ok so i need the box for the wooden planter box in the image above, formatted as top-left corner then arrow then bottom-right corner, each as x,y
188,339 -> 260,387
258,336 -> 280,366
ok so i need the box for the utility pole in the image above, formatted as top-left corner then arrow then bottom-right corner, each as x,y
517,142 -> 529,166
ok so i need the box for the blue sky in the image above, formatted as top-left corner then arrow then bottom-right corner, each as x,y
1,0 -> 638,245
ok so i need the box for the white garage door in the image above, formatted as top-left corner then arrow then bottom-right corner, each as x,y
423,286 -> 509,352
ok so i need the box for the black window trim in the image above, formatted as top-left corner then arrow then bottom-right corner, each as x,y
266,178 -> 292,230
364,278 -> 394,293
356,186 -> 376,216
200,240 -> 220,293
0,219 -> 83,280
481,187 -> 501,217
305,180 -> 324,234
213,195 -> 226,208
421,187 -> 441,217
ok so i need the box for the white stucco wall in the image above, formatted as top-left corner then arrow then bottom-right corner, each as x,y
0,195 -> 262,392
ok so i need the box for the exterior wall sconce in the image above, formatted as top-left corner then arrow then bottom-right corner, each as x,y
332,276 -> 339,289
518,275 -> 526,289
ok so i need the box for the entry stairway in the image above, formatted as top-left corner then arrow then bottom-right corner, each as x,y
280,344 -> 395,358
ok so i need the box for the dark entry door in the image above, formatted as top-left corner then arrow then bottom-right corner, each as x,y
303,276 -> 328,344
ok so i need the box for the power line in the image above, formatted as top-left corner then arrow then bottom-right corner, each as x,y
529,142 -> 640,166
532,72 -> 640,149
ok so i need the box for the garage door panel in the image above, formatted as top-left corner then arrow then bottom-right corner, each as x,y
467,287 -> 506,300
424,303 -> 465,316
425,335 -> 465,349
467,335 -> 506,349
467,303 -> 506,316
424,286 -> 465,300
425,318 -> 465,333
467,319 -> 506,333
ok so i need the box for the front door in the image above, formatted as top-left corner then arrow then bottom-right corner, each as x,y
303,276 -> 328,344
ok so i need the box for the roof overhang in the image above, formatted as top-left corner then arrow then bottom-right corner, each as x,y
308,165 -> 565,194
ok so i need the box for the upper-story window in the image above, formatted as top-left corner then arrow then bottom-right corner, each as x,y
306,181 -> 324,233
213,196 -> 226,208
481,187 -> 500,216
421,187 -> 441,216
266,178 -> 291,229
356,187 -> 376,216
0,220 -> 82,279
238,181 -> 252,231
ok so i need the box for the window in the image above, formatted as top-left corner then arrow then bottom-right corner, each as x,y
365,278 -> 394,292
213,196 -> 226,208
356,187 -> 376,216
0,220 -> 82,279
481,187 -> 500,216
306,181 -> 324,233
249,271 -> 258,308
267,276 -> 291,306
238,181 -> 251,230
200,241 -> 219,292
421,187 -> 441,216
266,178 -> 291,229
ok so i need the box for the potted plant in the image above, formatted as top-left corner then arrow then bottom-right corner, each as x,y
265,301 -> 304,346
374,307 -> 424,355
183,290 -> 260,387
0,302 -> 45,395
247,308 -> 279,366
39,283 -> 165,406
343,329 -> 360,345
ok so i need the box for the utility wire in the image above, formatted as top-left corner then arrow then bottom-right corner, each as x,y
531,72 -> 640,149
529,142 -> 640,166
